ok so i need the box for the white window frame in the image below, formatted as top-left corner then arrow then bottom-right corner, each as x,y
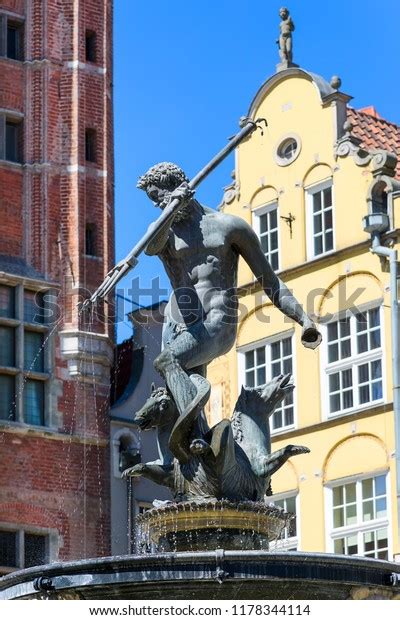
252,202 -> 280,272
321,303 -> 386,420
306,179 -> 335,260
325,471 -> 392,560
237,330 -> 296,435
270,491 -> 300,551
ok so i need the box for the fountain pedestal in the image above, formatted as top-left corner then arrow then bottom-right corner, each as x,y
138,501 -> 288,552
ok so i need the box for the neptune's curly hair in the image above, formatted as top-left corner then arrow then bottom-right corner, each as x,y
137,162 -> 189,192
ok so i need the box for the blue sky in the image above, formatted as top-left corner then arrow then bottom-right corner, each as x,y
113,0 -> 400,341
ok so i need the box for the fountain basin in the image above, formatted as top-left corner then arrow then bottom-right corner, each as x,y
138,501 -> 288,552
1,551 -> 399,600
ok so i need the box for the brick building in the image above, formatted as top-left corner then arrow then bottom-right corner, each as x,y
0,0 -> 114,573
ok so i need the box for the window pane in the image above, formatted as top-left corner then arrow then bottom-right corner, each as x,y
359,385 -> 370,404
272,410 -> 282,430
357,333 -> 368,354
313,191 -> 322,213
343,389 -> 353,409
345,483 -> 356,503
323,187 -> 332,207
371,381 -> 383,401
327,323 -> 338,342
340,319 -> 350,337
358,363 -> 369,384
369,308 -> 380,327
259,214 -> 268,234
0,531 -> 17,567
363,500 -> 374,521
375,475 -> 386,496
324,209 -> 333,230
270,209 -> 277,228
371,360 -> 382,379
362,478 -> 373,499
282,338 -> 291,356
355,312 -> 367,331
270,231 -> 278,251
314,213 -> 322,234
260,235 -> 269,253
284,406 -> 294,427
340,339 -> 351,359
328,343 -> 338,363
0,375 -> 15,421
330,393 -> 341,413
314,235 -> 323,256
256,367 -> 266,385
377,529 -> 388,548
256,347 -> 265,365
0,285 -> 15,318
271,252 -> 279,271
283,358 -> 292,374
376,497 -> 387,519
85,129 -> 96,162
24,291 -> 45,324
333,507 -> 344,528
370,329 -> 381,349
23,380 -> 45,426
363,531 -> 374,553
0,326 -> 15,367
271,342 -> 280,360
24,534 -> 47,568
245,370 -> 254,388
5,122 -> 20,162
7,24 -> 22,60
345,503 -> 357,525
334,538 -> 345,554
342,369 -> 352,389
329,373 -> 340,392
245,351 -> 254,370
333,486 -> 343,506
325,230 -> 333,251
24,331 -> 44,372
347,535 -> 358,555
85,31 -> 96,63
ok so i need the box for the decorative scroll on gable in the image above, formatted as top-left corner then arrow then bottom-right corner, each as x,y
334,120 -> 399,177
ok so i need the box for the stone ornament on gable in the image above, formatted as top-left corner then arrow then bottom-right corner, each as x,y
334,120 -> 399,176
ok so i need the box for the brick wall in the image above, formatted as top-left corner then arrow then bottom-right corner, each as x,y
0,0 -> 114,564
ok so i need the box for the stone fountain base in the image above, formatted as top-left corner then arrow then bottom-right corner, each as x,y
137,501 -> 288,552
1,551 -> 400,600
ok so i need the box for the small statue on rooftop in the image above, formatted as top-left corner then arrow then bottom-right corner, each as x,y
277,7 -> 295,65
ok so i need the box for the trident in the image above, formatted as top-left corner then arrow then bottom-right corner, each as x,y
81,117 -> 267,310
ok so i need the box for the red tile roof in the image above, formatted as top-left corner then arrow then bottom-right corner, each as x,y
347,107 -> 400,178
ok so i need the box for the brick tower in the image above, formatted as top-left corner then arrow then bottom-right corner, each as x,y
0,0 -> 114,572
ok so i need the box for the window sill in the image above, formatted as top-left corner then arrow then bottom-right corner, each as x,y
0,159 -> 23,170
84,254 -> 103,261
331,519 -> 389,538
271,424 -> 296,437
326,400 -> 385,421
0,419 -> 56,433
307,249 -> 336,262
0,56 -> 24,65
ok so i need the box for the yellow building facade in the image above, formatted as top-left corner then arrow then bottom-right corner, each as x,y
207,67 -> 400,560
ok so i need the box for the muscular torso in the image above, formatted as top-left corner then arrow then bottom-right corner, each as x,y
160,206 -> 239,328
